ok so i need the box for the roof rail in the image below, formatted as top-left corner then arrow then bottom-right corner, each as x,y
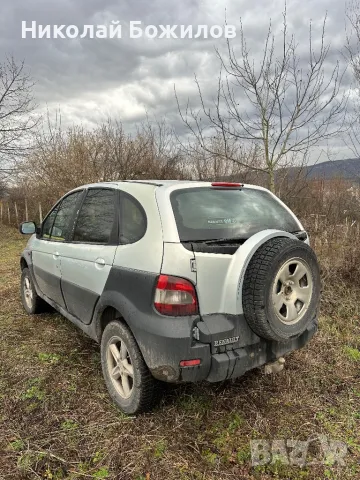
123,180 -> 163,187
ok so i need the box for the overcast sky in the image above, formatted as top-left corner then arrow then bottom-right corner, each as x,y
1,0 -> 355,162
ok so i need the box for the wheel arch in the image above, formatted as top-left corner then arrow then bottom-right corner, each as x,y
93,302 -> 131,343
20,256 -> 28,270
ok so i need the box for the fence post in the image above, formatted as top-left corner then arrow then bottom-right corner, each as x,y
39,203 -> 43,223
7,204 -> 10,224
0,202 -> 2,224
14,202 -> 19,225
25,198 -> 29,221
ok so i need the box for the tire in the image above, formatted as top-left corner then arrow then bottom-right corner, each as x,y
21,268 -> 47,314
101,320 -> 161,414
242,237 -> 321,342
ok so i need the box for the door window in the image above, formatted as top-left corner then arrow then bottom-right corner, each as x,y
42,191 -> 82,241
74,189 -> 116,244
41,208 -> 58,239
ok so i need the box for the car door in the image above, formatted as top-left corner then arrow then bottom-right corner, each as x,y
59,188 -> 118,324
31,190 -> 84,307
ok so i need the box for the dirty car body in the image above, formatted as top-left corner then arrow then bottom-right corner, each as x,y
19,180 -> 320,413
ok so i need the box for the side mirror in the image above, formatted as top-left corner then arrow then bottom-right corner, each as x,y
19,221 -> 36,235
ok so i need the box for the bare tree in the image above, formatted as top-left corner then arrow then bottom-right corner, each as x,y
0,56 -> 38,177
346,1 -> 360,81
179,131 -> 264,183
176,5 -> 346,192
344,1 -> 360,158
15,112 -> 186,211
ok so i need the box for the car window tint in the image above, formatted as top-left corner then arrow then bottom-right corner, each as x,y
50,192 -> 82,242
120,193 -> 147,244
74,189 -> 115,243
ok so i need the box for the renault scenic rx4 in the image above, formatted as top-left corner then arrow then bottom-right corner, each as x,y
19,180 -> 321,414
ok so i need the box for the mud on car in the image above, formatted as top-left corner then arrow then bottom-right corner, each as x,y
19,180 -> 321,414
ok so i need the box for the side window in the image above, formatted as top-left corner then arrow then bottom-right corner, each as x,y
41,207 -> 58,239
50,191 -> 82,242
120,193 -> 147,244
74,189 -> 116,244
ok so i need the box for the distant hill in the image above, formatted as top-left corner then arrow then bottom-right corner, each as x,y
219,157 -> 360,186
286,158 -> 360,181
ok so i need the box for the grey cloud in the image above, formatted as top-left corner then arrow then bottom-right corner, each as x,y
0,0 -> 354,158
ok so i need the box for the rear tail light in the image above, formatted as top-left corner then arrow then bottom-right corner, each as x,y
154,275 -> 199,316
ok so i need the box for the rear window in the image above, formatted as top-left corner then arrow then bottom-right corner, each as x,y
170,187 -> 299,242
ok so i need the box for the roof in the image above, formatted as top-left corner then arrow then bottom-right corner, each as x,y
68,180 -> 269,196
73,179 -> 266,188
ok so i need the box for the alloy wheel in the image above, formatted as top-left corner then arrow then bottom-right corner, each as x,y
106,336 -> 134,399
23,276 -> 33,309
272,258 -> 313,325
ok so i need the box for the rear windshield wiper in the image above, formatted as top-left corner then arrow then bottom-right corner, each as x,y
184,237 -> 246,244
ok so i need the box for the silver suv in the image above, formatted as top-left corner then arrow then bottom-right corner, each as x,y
19,180 -> 321,414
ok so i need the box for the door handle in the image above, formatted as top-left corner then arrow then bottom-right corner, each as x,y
95,258 -> 106,266
53,252 -> 60,259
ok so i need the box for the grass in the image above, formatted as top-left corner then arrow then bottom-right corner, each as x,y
0,225 -> 359,479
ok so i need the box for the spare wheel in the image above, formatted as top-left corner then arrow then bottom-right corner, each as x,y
242,237 -> 321,342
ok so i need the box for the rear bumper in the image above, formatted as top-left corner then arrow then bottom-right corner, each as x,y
205,319 -> 317,382
142,314 -> 318,383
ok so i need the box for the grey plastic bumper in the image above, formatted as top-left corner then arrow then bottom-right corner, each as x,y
205,318 -> 318,382
147,316 -> 318,384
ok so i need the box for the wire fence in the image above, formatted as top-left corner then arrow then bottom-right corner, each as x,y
0,199 -> 44,226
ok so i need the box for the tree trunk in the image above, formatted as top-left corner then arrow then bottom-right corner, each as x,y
268,169 -> 275,193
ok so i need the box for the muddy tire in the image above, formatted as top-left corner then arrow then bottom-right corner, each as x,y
21,268 -> 47,314
242,237 -> 320,342
101,321 -> 161,414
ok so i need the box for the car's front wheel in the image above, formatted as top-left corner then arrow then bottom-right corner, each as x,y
101,320 -> 160,414
21,268 -> 47,314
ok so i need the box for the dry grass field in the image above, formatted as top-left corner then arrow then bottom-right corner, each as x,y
0,226 -> 359,480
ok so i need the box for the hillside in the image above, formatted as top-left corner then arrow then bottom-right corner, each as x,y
287,158 -> 360,180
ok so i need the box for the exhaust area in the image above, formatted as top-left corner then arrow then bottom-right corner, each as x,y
264,357 -> 286,374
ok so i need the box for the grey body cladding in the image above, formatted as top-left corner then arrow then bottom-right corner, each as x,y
28,256 -> 160,345
26,256 -> 318,384
61,278 -> 99,324
33,264 -> 65,308
26,259 -> 204,381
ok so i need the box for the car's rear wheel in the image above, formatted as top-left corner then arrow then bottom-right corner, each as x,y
21,268 -> 47,314
242,237 -> 321,341
101,321 -> 161,414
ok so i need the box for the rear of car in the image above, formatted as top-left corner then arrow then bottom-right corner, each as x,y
151,181 -> 320,383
